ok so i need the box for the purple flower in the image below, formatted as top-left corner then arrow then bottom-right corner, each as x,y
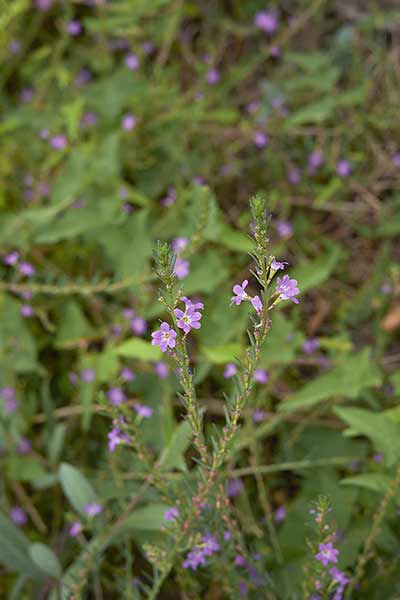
392,153 -> 400,168
134,403 -> 153,418
271,258 -> 287,271
224,363 -> 237,378
174,305 -> 202,334
18,262 -> 35,277
120,367 -> 135,382
373,452 -> 383,463
17,437 -> 32,455
336,159 -> 351,178
69,521 -> 83,537
84,503 -> 103,517
9,40 -> 21,54
252,408 -> 266,422
288,167 -> 301,185
131,316 -> 147,335
202,532 -> 220,555
20,88 -> 34,103
254,368 -> 268,384
330,567 -> 349,586
67,20 -> 82,36
40,130 -> 49,142
206,68 -> 220,84
276,275 -> 300,304
231,279 -> 249,305
69,372 -> 79,385
107,387 -> 126,406
182,546 -> 207,570
122,114 -> 136,131
35,0 -> 52,10
10,506 -> 27,526
4,251 -> 19,266
251,295 -> 263,314
151,322 -> 177,353
308,150 -> 324,173
239,582 -> 248,598
125,53 -> 140,70
164,507 -> 180,521
254,11 -> 278,34
274,506 -> 286,523
161,187 -> 176,206
81,111 -> 97,128
276,220 -> 293,239
123,308 -> 135,319
316,542 -> 339,567
253,132 -> 269,148
154,361 -> 169,379
172,237 -> 188,253
235,555 -> 246,566
142,40 -> 155,54
173,257 -> 190,279
81,368 -> 95,383
21,304 -> 34,318
50,135 -> 68,150
227,478 -> 243,498
75,68 -> 91,87
182,297 -> 204,310
270,45 -> 281,58
193,175 -> 205,185
302,339 -> 320,354
108,426 -> 129,452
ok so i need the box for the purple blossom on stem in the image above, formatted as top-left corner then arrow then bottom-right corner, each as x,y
172,237 -> 188,253
276,220 -> 293,239
254,11 -> 278,34
231,280 -> 249,305
276,275 -> 300,304
17,437 -> 32,455
10,506 -> 27,526
302,339 -> 320,354
134,403 -> 153,418
131,316 -> 147,335
224,363 -> 237,378
9,40 -> 21,54
288,167 -> 301,185
21,304 -> 34,318
174,305 -> 202,334
330,567 -> 349,587
253,132 -> 269,148
182,546 -> 207,570
173,257 -> 190,279
35,0 -> 52,11
107,387 -> 126,405
271,259 -> 287,271
4,251 -> 19,266
75,68 -> 91,87
336,159 -> 351,178
84,503 -> 103,517
274,506 -> 287,523
50,135 -> 68,150
252,408 -> 266,422
120,367 -> 135,382
206,68 -> 220,84
151,322 -> 177,352
161,187 -> 176,206
308,150 -> 324,173
122,114 -> 136,131
108,426 -> 129,452
182,296 -> 204,310
67,21 -> 82,36
81,111 -> 97,128
315,542 -> 339,566
81,368 -> 95,383
18,262 -> 35,277
164,507 -> 180,521
69,521 -> 83,537
154,361 -> 169,379
125,53 -> 140,70
251,295 -> 263,314
254,368 -> 268,383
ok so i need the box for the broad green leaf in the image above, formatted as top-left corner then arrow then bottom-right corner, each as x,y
125,504 -> 171,530
284,97 -> 337,127
6,456 -> 47,483
29,543 -> 62,579
201,343 -> 242,364
291,244 -> 343,293
115,338 -> 161,361
0,513 -> 41,579
55,302 -> 94,348
280,349 -> 381,413
334,407 -> 400,467
217,223 -> 253,252
183,251 -> 229,294
158,421 -> 192,471
341,473 -> 393,494
59,463 -> 97,516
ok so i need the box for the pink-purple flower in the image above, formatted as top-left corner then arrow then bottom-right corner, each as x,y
315,542 -> 339,566
69,521 -> 83,537
134,403 -> 153,418
108,425 -> 129,451
151,322 -> 177,352
276,275 -> 300,304
122,114 -> 136,131
336,159 -> 351,178
10,506 -> 27,526
231,280 -> 249,305
206,68 -> 220,84
125,53 -> 140,70
18,262 -> 35,277
254,11 -> 278,34
154,361 -> 169,379
4,251 -> 19,266
84,503 -> 103,517
67,20 -> 82,36
173,257 -> 190,279
174,303 -> 202,334
224,363 -> 237,378
120,367 -> 135,382
271,259 -> 287,271
182,533 -> 220,570
251,295 -> 263,314
254,368 -> 268,384
164,506 -> 180,521
107,387 -> 126,405
50,135 -> 68,150
253,132 -> 269,148
131,316 -> 147,335
276,220 -> 293,239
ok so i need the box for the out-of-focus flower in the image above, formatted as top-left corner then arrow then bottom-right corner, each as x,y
84,503 -> 103,517
122,114 -> 136,131
276,220 -> 293,239
81,368 -> 95,383
173,257 -> 190,279
227,478 -> 244,497
120,367 -> 135,382
125,53 -> 140,70
131,316 -> 147,335
69,521 -> 83,537
4,251 -> 19,266
107,387 -> 126,405
50,135 -> 68,150
336,159 -> 351,178
224,363 -> 237,378
206,68 -> 220,84
164,507 -> 180,521
67,20 -> 82,36
10,506 -> 27,526
254,369 -> 268,383
302,339 -> 320,354
134,403 -> 153,418
274,506 -> 286,523
254,11 -> 278,34
253,132 -> 269,147
154,361 -> 169,379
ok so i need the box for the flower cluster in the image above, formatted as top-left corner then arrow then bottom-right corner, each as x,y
182,533 -> 220,570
